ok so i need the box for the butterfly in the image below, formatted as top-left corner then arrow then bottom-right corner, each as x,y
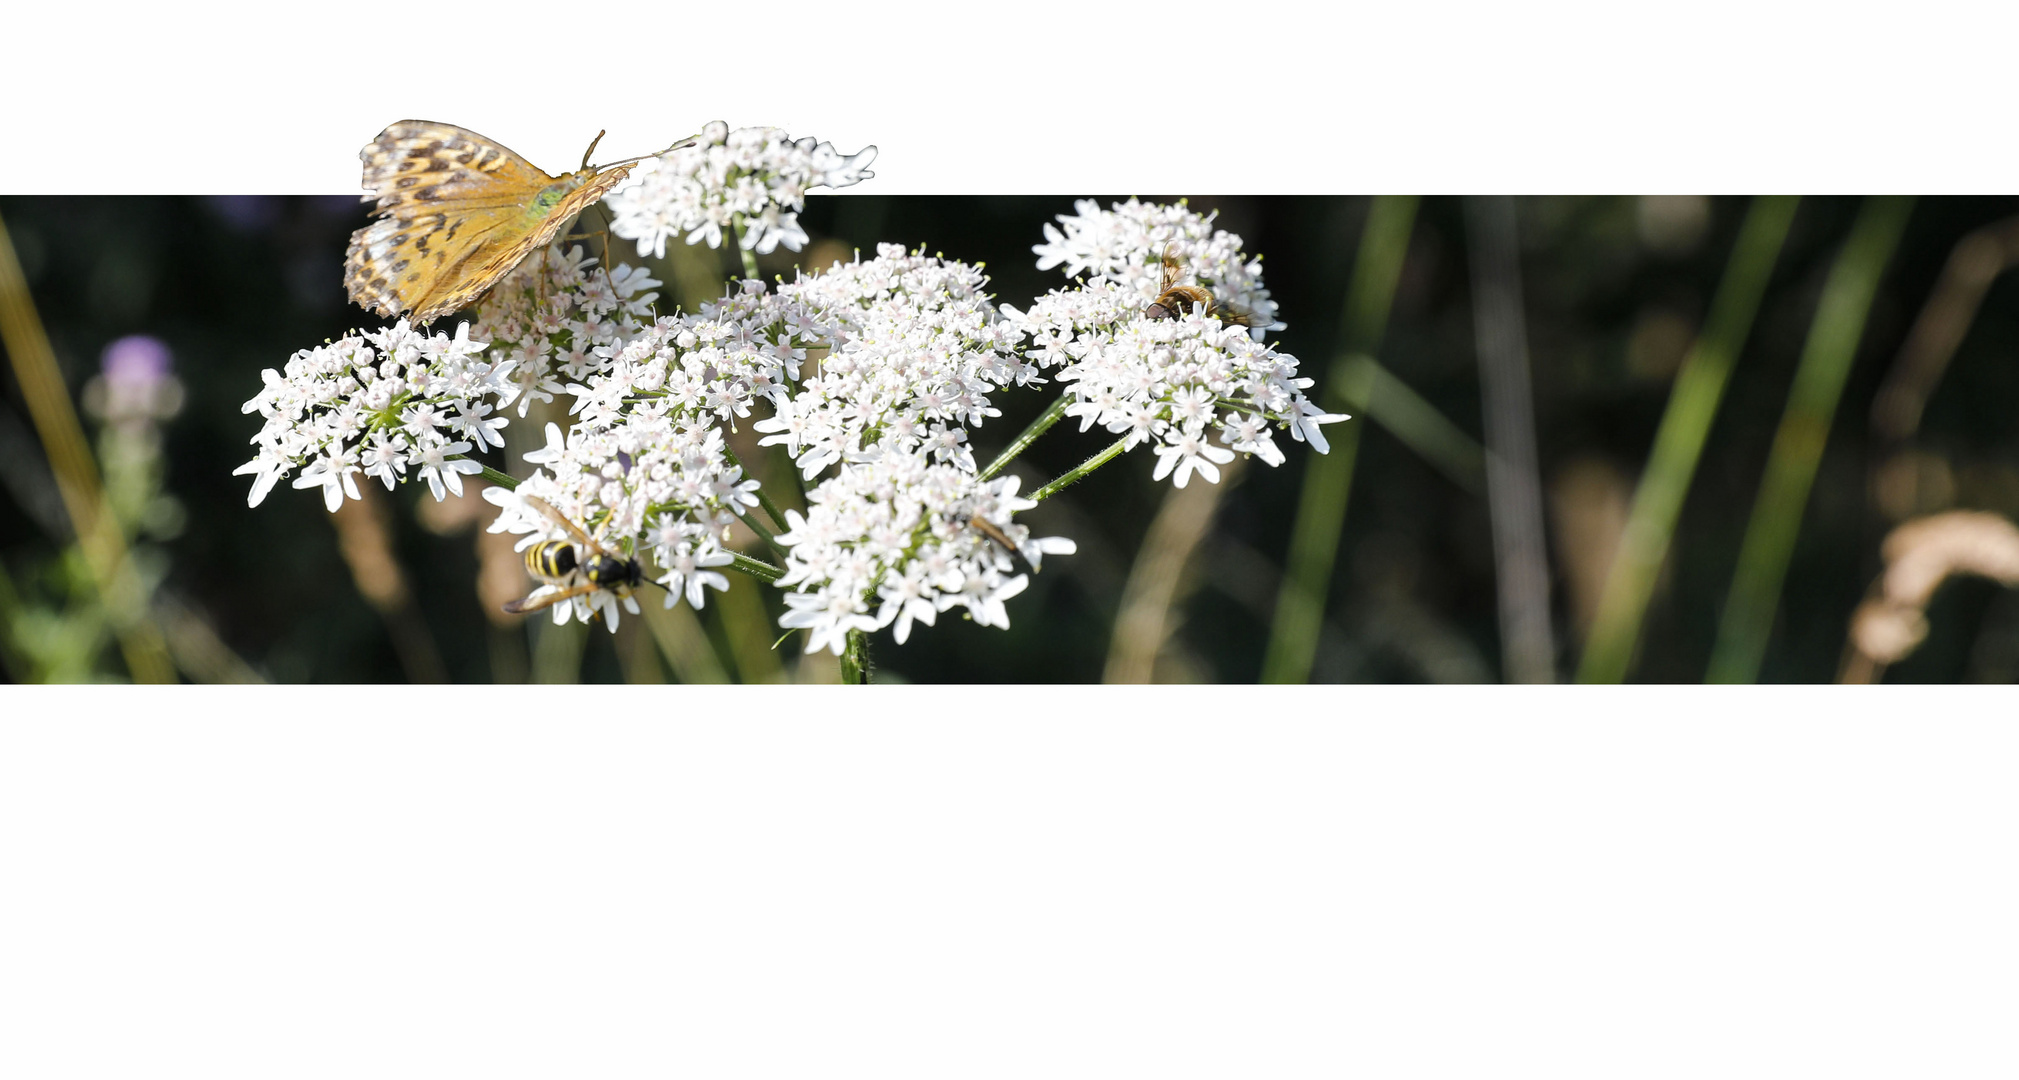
342,120 -> 641,325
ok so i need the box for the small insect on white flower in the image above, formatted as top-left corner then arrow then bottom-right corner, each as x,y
1006,200 -> 1349,490
494,491 -> 646,633
775,449 -> 1075,653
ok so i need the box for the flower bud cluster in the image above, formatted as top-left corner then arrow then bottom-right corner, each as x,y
235,321 -> 514,511
605,120 -> 878,259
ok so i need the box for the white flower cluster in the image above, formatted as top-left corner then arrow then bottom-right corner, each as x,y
470,244 -> 663,417
235,321 -> 514,511
1032,197 -> 1283,339
480,415 -> 752,633
469,275 -> 821,631
1004,284 -> 1344,489
755,245 -> 1035,480
1007,200 -> 1342,488
563,279 -> 806,436
774,447 -> 1075,655
605,120 -> 879,259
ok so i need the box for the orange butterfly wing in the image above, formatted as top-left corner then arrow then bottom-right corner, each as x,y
342,120 -> 632,324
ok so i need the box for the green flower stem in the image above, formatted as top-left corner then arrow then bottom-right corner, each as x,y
459,459 -> 520,490
728,217 -> 761,281
1031,435 -> 1131,502
718,440 -> 792,532
840,628 -> 871,684
980,394 -> 1070,481
1707,195 -> 1916,684
1260,194 -> 1419,684
729,550 -> 785,583
1575,195 -> 1801,684
730,505 -> 789,563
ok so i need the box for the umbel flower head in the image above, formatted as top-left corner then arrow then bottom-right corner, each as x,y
604,120 -> 879,259
1032,197 -> 1284,339
468,271 -> 820,633
469,244 -> 663,417
755,244 -> 1037,480
774,446 -> 1076,655
479,413 -> 754,634
1004,198 -> 1346,489
235,321 -> 512,511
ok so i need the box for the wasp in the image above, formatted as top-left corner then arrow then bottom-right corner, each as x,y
1145,243 -> 1264,328
501,494 -> 646,616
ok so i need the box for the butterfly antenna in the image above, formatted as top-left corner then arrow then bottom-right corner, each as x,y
598,131 -> 706,171
580,130 -> 607,172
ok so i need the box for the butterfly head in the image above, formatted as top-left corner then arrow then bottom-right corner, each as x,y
530,182 -> 577,215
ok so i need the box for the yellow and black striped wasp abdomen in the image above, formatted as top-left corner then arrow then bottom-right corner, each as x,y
524,539 -> 580,582
500,493 -> 649,618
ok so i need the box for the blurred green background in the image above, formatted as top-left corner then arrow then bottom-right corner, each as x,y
2,194 -> 2016,683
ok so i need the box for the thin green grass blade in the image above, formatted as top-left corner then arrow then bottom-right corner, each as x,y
1260,195 -> 1418,684
1349,353 -> 1487,494
1706,196 -> 1915,684
1576,195 -> 1801,683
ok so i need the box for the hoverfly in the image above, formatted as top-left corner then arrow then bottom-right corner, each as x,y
501,494 -> 645,616
1145,242 -> 1265,329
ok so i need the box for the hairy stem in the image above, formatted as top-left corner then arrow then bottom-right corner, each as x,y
980,394 -> 1070,481
458,460 -> 519,490
730,505 -> 789,562
728,551 -> 785,583
1031,436 -> 1131,502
